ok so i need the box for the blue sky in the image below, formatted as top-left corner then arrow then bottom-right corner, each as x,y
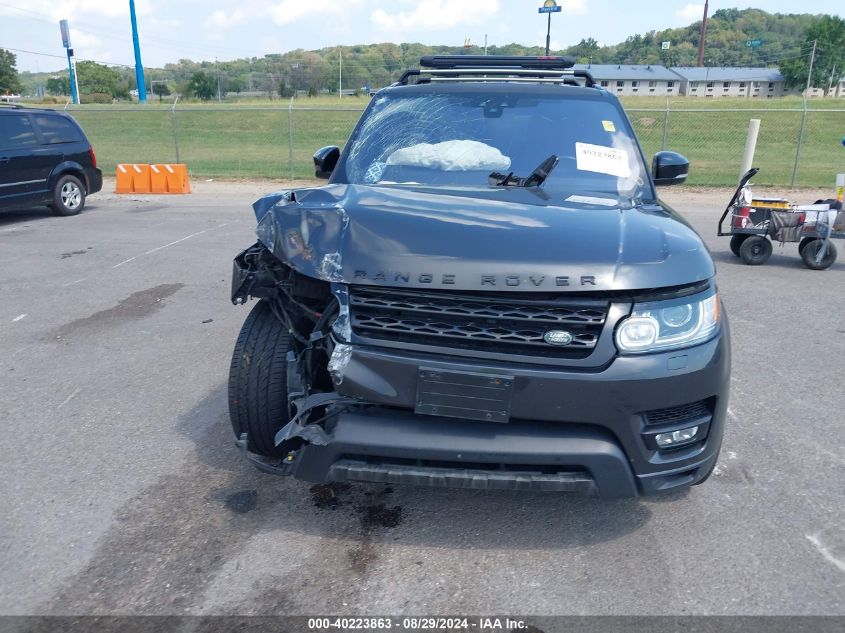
1,0 -> 843,72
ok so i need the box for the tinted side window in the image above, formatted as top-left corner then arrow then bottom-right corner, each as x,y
0,114 -> 38,149
33,115 -> 84,144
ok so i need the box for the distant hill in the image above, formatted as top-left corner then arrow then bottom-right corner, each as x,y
17,8 -> 829,97
567,7 -> 819,67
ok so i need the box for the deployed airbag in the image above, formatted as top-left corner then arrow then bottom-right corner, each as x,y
386,140 -> 511,172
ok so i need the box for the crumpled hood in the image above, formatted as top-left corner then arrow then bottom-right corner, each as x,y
252,184 -> 714,292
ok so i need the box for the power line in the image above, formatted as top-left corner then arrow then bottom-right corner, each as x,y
1,45 -> 136,68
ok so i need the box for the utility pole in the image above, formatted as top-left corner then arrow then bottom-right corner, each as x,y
129,0 -> 146,103
484,34 -> 488,56
805,39 -> 817,95
215,57 -> 221,102
697,0 -> 709,67
338,46 -> 343,100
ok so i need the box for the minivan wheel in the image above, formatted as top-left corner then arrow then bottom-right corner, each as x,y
800,239 -> 837,271
738,236 -> 772,265
50,174 -> 86,216
729,234 -> 749,257
228,300 -> 292,457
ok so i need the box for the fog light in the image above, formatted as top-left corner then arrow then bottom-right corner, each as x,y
655,426 -> 699,447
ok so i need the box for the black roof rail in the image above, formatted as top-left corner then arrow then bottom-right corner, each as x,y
420,55 -> 576,70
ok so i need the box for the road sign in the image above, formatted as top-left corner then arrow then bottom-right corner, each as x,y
746,39 -> 763,48
539,5 -> 562,13
59,19 -> 71,49
662,41 -> 671,50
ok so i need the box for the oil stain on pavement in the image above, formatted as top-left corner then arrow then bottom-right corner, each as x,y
51,283 -> 184,340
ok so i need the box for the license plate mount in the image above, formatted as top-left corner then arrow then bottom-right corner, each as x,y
415,367 -> 514,423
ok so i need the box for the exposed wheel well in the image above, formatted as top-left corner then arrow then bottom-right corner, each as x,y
53,169 -> 88,194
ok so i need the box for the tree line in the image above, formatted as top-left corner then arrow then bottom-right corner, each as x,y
7,9 -> 844,101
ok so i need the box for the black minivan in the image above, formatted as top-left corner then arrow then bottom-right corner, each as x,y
0,105 -> 102,216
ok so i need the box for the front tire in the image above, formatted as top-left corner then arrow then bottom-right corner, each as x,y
228,301 -> 292,457
50,174 -> 86,216
739,236 -> 772,266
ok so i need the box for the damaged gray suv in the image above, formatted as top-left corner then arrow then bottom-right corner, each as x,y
228,56 -> 730,497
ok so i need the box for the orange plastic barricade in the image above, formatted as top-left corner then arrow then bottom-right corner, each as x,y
114,164 -> 134,193
155,163 -> 191,194
115,163 -> 190,194
149,164 -> 168,193
130,163 -> 151,193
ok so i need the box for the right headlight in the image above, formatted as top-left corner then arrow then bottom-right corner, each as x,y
615,289 -> 720,354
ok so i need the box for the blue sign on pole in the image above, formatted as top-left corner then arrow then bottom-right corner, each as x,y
59,19 -> 71,48
539,5 -> 562,12
746,39 -> 763,48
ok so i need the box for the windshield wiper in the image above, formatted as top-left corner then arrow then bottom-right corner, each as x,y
489,154 -> 559,188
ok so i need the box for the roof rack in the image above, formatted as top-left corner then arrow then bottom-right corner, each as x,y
396,55 -> 595,88
421,55 -> 576,70
0,102 -> 23,109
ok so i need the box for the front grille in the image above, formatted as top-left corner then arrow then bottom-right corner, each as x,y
349,286 -> 610,358
644,399 -> 711,426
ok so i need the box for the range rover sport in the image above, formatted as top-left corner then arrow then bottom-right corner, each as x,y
227,56 -> 730,497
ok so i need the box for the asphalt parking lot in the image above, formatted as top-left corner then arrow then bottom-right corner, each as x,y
1,180 -> 843,616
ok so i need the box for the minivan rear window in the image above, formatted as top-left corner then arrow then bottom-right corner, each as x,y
33,115 -> 83,144
0,115 -> 38,149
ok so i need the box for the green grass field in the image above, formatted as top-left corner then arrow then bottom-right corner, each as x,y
52,95 -> 845,187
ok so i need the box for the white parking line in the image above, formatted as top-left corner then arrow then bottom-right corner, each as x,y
806,534 -> 845,574
12,314 -> 27,322
111,256 -> 138,269
142,229 -> 210,256
62,278 -> 87,287
57,387 -> 81,410
111,228 -> 211,269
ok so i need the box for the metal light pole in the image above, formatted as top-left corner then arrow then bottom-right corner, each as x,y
129,0 -> 146,103
59,20 -> 79,104
539,1 -> 562,56
697,0 -> 709,67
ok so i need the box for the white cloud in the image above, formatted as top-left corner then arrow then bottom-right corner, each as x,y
677,3 -> 704,23
268,1 -> 323,25
72,29 -> 113,62
201,0 -> 362,28
371,0 -> 501,31
0,0 -> 154,20
205,8 -> 248,29
562,0 -> 588,16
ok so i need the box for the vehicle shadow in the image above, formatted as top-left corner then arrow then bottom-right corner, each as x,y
176,385 -> 654,550
43,384 -> 656,613
0,204 -> 100,226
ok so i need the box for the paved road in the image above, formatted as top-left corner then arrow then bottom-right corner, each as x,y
1,182 -> 843,616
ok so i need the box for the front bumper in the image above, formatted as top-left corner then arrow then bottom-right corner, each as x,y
255,322 -> 729,498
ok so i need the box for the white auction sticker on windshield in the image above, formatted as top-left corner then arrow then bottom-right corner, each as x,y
575,142 -> 631,178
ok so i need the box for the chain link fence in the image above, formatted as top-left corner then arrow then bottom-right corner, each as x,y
64,100 -> 845,188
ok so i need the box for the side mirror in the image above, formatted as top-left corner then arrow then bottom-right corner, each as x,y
313,146 -> 340,179
652,151 -> 689,187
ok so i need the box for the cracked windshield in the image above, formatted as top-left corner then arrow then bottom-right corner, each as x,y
340,89 -> 650,200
